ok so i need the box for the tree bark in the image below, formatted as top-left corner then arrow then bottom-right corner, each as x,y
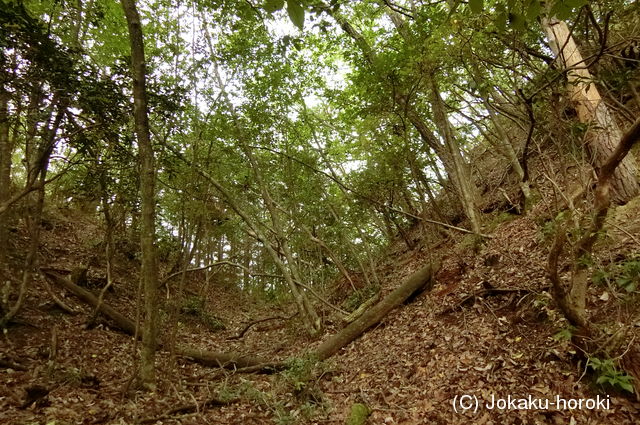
315,261 -> 439,360
0,88 -> 12,267
43,270 -> 137,334
426,70 -> 482,234
542,18 -> 639,204
548,118 -> 640,329
120,0 -> 160,388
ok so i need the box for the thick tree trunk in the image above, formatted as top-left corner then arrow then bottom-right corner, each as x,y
542,18 -> 639,203
315,262 -> 439,360
120,0 -> 160,388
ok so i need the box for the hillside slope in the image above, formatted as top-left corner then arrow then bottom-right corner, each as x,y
1,191 -> 639,424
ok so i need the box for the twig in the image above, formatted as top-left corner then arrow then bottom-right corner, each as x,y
138,397 -> 237,424
438,287 -> 537,315
227,313 -> 298,340
42,277 -> 78,315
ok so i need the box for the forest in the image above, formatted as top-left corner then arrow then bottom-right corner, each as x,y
1,0 -> 640,423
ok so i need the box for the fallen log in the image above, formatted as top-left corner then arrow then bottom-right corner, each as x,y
42,269 -> 136,335
42,269 -> 275,371
227,313 -> 297,340
43,261 -> 439,370
176,347 -> 281,371
315,261 -> 439,361
139,396 -> 236,424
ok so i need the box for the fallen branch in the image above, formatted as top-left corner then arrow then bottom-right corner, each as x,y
42,269 -> 277,371
42,269 -> 136,335
139,396 -> 237,424
227,313 -> 297,340
0,356 -> 28,371
42,276 -> 78,315
438,287 -> 537,315
176,347 -> 278,370
44,261 -> 443,372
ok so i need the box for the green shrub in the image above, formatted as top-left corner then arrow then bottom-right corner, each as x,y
592,257 -> 640,293
588,356 -> 634,393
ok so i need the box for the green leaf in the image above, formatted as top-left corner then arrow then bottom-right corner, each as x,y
495,4 -> 507,32
616,277 -> 636,292
286,0 -> 305,30
469,0 -> 483,14
509,12 -> 526,32
526,0 -> 541,21
264,0 -> 285,13
619,379 -> 635,393
551,1 -> 573,20
564,0 -> 588,8
553,328 -> 573,341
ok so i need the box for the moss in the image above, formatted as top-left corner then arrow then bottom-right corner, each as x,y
486,211 -> 518,232
345,403 -> 370,425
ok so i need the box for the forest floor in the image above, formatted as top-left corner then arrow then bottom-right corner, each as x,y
2,196 -> 640,424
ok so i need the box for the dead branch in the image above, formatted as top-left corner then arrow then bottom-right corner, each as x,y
438,287 -> 539,316
139,396 -> 237,424
547,117 -> 640,331
42,277 -> 78,315
42,269 -> 136,335
0,356 -> 28,371
43,269 -> 280,371
227,313 -> 298,340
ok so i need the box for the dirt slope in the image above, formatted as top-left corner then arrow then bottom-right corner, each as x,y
1,197 -> 640,424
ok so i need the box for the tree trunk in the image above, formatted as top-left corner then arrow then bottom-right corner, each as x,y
548,118 -> 640,330
542,18 -> 639,204
120,0 -> 160,389
426,70 -> 482,234
334,10 -> 483,235
0,88 -> 12,267
316,262 -> 439,360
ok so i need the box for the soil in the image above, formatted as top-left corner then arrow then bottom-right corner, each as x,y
1,198 -> 640,424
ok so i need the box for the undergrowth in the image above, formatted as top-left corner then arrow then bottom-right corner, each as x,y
587,356 -> 635,393
180,296 -> 226,331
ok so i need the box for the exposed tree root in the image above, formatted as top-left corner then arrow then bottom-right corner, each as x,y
438,287 -> 540,315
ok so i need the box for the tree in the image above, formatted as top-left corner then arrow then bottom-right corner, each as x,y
542,17 -> 639,204
119,0 -> 160,388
